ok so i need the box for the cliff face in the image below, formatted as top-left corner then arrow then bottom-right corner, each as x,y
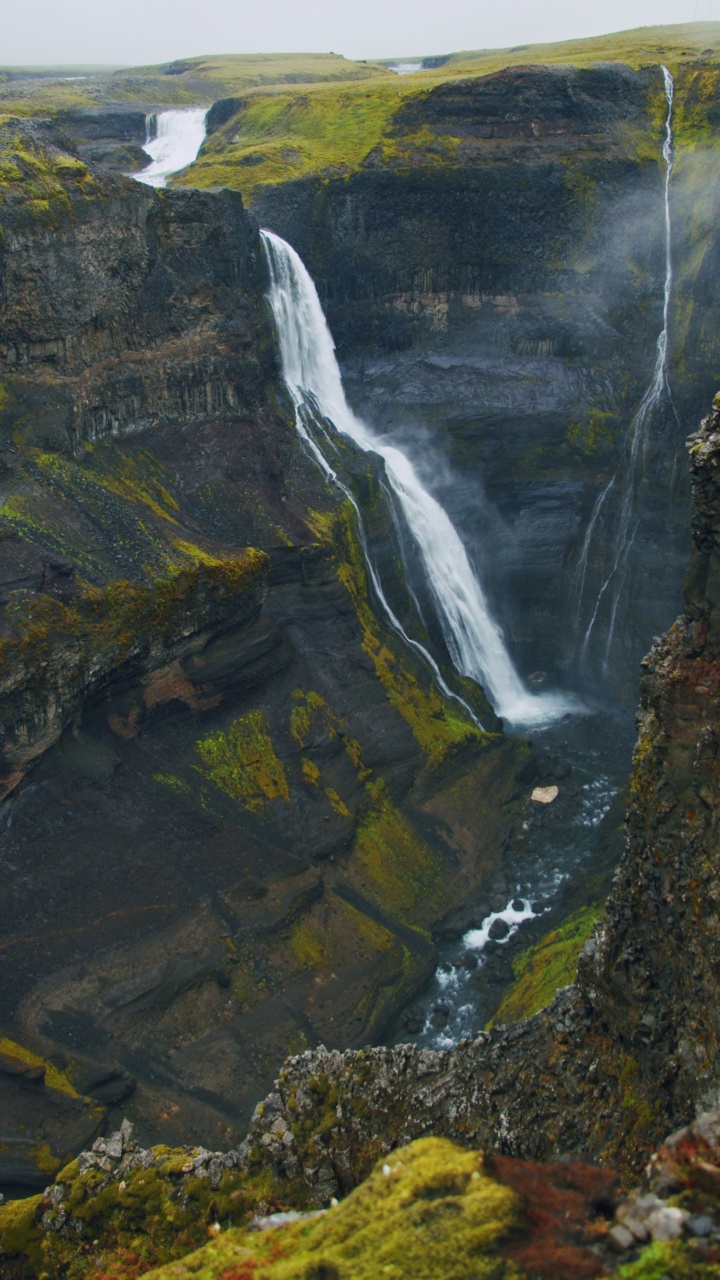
0,128 -> 530,1192
225,396 -> 720,1194
240,62 -> 700,699
0,123 -> 277,450
580,398 -> 720,1114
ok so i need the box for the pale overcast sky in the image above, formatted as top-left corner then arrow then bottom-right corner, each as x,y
4,0 -> 720,68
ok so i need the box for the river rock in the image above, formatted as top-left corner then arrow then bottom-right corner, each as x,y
530,785 -> 559,804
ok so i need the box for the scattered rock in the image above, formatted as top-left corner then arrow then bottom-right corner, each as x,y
489,918 -> 510,940
607,1223 -> 636,1251
530,785 -> 559,804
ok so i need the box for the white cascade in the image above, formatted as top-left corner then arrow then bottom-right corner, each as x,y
134,108 -> 208,188
261,229 -> 569,727
576,65 -> 676,662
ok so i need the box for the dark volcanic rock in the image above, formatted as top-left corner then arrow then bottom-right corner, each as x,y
234,394 -> 720,1187
250,62 -> 702,704
0,128 -> 530,1162
0,125 -> 278,451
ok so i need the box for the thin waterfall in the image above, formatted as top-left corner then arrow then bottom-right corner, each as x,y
134,108 -> 208,188
261,229 -> 570,727
575,65 -> 677,664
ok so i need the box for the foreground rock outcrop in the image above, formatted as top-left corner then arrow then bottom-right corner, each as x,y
10,1109 -> 720,1279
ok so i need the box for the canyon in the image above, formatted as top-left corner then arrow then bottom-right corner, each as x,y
1,23 -> 720,1280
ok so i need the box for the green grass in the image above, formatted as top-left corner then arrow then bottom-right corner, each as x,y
441,21 -> 720,77
490,903 -> 601,1027
172,20 -> 720,200
0,52 -> 395,114
178,80 -> 418,195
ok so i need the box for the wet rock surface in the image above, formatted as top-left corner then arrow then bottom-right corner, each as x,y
249,62 -> 716,706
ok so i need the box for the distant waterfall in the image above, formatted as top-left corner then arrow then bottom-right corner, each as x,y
261,230 -> 569,727
134,108 -> 208,188
575,66 -> 677,664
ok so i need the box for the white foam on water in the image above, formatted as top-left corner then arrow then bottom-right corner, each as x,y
464,898 -> 536,951
134,108 -> 208,188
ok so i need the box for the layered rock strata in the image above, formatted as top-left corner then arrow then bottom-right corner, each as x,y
237,398 -> 720,1192
0,128 -> 529,1181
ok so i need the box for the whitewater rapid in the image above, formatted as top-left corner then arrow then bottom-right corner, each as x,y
261,229 -> 570,727
134,108 -> 208,188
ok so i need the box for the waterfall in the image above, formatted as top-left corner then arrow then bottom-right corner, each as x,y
261,229 -> 570,727
134,108 -> 208,188
575,65 -> 677,664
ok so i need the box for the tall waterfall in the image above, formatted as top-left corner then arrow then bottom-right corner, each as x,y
134,108 -> 208,188
575,66 -> 676,663
261,230 -> 569,727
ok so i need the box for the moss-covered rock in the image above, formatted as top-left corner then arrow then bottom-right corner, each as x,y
490,903 -> 601,1027
142,1139 -> 521,1280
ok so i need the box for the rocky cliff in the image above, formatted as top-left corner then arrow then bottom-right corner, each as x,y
0,124 -> 531,1192
220,397 -> 720,1198
190,58 -> 719,701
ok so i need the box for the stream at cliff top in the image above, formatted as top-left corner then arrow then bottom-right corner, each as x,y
261,229 -> 574,730
134,108 -> 208,187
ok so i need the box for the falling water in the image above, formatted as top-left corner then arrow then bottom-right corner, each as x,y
261,229 -> 570,727
575,66 -> 676,665
134,108 -> 208,188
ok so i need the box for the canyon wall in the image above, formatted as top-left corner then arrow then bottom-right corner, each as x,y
238,397 -> 720,1193
236,63 -> 718,700
0,124 -> 530,1193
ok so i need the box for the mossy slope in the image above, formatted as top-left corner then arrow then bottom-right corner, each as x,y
0,53 -> 395,116
176,24 -> 720,202
490,903 -> 601,1027
140,1139 -> 521,1280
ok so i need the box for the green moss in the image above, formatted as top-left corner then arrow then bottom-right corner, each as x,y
300,757 -> 321,787
154,773 -> 192,795
0,1140 -> 303,1280
0,130 -> 98,223
335,895 -> 395,954
311,502 -> 492,768
34,449 -> 181,526
0,549 -> 268,782
617,1239 -> 713,1279
490,903 -> 601,1027
566,411 -> 616,457
289,689 -> 342,747
0,1195 -> 43,1270
28,1141 -> 62,1176
290,919 -> 332,971
350,779 -> 441,917
0,1037 -> 79,1097
1,550 -> 267,681
195,709 -> 289,812
142,1138 -> 521,1280
324,787 -> 352,818
674,64 -> 720,150
617,1054 -> 664,1142
175,81 -> 416,199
